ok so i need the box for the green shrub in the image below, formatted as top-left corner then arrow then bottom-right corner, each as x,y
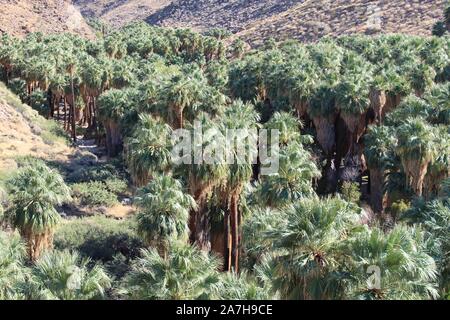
66,163 -> 123,184
104,178 -> 128,194
340,181 -> 361,204
71,181 -> 118,207
7,78 -> 27,101
29,89 -> 49,116
391,200 -> 410,219
54,216 -> 143,264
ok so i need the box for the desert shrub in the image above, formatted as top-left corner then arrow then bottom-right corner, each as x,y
29,89 -> 49,116
66,163 -> 123,184
7,78 -> 27,101
71,181 -> 118,207
104,178 -> 128,194
340,181 -> 361,204
54,216 -> 143,264
390,200 -> 410,219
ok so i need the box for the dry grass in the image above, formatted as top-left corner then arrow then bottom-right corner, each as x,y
0,82 -> 72,179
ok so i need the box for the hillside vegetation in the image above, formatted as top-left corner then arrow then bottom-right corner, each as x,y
0,82 -> 70,178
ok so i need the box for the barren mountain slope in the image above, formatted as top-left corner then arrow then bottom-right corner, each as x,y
235,0 -> 445,46
73,0 -> 444,45
73,0 -> 171,28
146,0 -> 303,32
0,0 -> 94,38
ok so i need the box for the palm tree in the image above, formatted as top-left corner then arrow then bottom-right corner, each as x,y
396,118 -> 437,196
26,250 -> 111,300
385,95 -> 434,127
79,55 -> 107,128
336,52 -> 372,139
104,33 -> 127,59
4,161 -> 71,261
423,128 -> 450,199
242,207 -> 285,269
98,88 -> 129,157
0,34 -> 20,84
121,244 -> 220,300
256,112 -> 320,208
134,175 -> 197,258
125,114 -> 174,187
181,114 -> 228,252
343,225 -> 438,300
220,100 -> 260,272
163,74 -> 202,129
256,142 -> 320,208
364,125 -> 396,213
308,84 -> 338,157
48,73 -> 67,119
65,54 -> 78,142
0,231 -> 28,300
402,199 -> 450,297
256,197 -> 360,300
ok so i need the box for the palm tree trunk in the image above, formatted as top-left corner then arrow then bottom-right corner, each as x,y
70,74 -> 77,142
63,97 -> 67,130
177,109 -> 184,129
223,210 -> 232,271
194,208 -> 211,252
56,96 -> 60,120
369,167 -> 385,213
230,192 -> 239,273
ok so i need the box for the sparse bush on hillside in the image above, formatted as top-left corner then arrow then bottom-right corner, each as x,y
71,181 -> 119,207
29,89 -> 49,117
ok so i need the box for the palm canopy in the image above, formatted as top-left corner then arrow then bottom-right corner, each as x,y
134,175 -> 197,249
207,272 -> 272,300
386,95 -> 434,126
364,125 -> 396,170
401,199 -> 450,297
5,160 -> 71,236
26,250 -> 111,300
263,112 -> 305,146
98,88 -> 129,122
256,142 -> 320,208
343,225 -> 438,300
396,118 -> 437,164
257,197 -> 361,300
221,100 -> 260,191
125,114 -> 174,186
0,231 -> 28,300
122,244 -> 220,300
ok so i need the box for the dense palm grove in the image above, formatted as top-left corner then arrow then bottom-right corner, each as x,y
0,22 -> 449,300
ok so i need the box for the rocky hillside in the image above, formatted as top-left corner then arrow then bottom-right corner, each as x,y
0,0 -> 94,38
74,0 -> 444,46
73,0 -> 171,28
235,0 -> 446,46
0,82 -> 71,176
146,0 -> 301,32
